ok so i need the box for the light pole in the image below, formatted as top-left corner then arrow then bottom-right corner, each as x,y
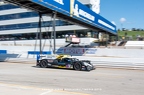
121,23 -> 123,31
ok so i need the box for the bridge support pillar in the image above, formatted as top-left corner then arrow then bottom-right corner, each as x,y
52,11 -> 57,54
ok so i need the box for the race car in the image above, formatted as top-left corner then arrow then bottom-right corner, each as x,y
37,54 -> 95,71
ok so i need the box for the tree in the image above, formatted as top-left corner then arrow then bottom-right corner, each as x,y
117,29 -> 121,31
124,32 -> 127,37
132,28 -> 136,31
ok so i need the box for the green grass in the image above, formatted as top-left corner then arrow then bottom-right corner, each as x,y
118,31 -> 144,40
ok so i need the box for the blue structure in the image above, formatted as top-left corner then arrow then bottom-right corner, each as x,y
3,0 -> 117,35
0,50 -> 7,54
28,51 -> 51,55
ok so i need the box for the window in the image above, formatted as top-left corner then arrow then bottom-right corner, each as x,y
0,4 -> 19,11
0,20 -> 73,31
0,12 -> 38,21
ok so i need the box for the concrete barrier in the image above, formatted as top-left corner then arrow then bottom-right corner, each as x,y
86,48 -> 144,58
125,41 -> 144,46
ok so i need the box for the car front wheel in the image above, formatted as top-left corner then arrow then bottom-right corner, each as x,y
40,59 -> 48,68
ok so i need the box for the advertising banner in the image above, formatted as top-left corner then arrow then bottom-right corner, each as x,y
70,0 -> 116,33
32,0 -> 70,14
31,0 -> 116,34
56,48 -> 64,54
85,48 -> 97,54
56,48 -> 97,55
64,48 -> 84,55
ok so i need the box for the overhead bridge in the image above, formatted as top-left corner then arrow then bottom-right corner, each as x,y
4,0 -> 117,35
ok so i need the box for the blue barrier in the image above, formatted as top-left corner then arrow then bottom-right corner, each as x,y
28,51 -> 51,55
0,50 -> 7,54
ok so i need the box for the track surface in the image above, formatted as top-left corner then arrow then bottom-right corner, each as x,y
0,62 -> 144,95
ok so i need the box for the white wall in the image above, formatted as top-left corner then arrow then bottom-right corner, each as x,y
0,38 -> 97,52
125,41 -> 144,46
1,40 -> 144,59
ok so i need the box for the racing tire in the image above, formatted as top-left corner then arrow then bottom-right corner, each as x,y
86,65 -> 92,71
40,59 -> 48,68
73,62 -> 82,71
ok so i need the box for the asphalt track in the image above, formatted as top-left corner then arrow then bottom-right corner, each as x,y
0,62 -> 144,95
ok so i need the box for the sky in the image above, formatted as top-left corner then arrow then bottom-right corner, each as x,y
100,0 -> 144,30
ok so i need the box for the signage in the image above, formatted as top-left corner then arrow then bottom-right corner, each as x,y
5,0 -> 117,35
64,48 -> 84,54
32,0 -> 116,33
56,48 -> 97,55
85,49 -> 96,54
70,0 -> 95,21
70,0 -> 116,32
33,0 -> 70,13
54,0 -> 64,5
56,48 -> 64,54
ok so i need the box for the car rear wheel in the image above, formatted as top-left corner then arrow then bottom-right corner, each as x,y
40,60 -> 48,68
73,62 -> 82,71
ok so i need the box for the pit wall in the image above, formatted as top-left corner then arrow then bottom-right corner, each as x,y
0,40 -> 144,61
0,47 -> 144,61
0,38 -> 98,54
125,41 -> 144,46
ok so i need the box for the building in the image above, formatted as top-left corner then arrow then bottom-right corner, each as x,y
0,0 -> 105,47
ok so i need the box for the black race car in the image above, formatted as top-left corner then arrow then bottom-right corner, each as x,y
37,55 -> 95,71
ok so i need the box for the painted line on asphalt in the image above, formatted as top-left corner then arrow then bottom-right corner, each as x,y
55,90 -> 91,95
40,90 -> 53,95
0,82 -> 91,95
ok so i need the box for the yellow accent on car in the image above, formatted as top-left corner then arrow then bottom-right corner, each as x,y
58,66 -> 66,68
56,54 -> 71,59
